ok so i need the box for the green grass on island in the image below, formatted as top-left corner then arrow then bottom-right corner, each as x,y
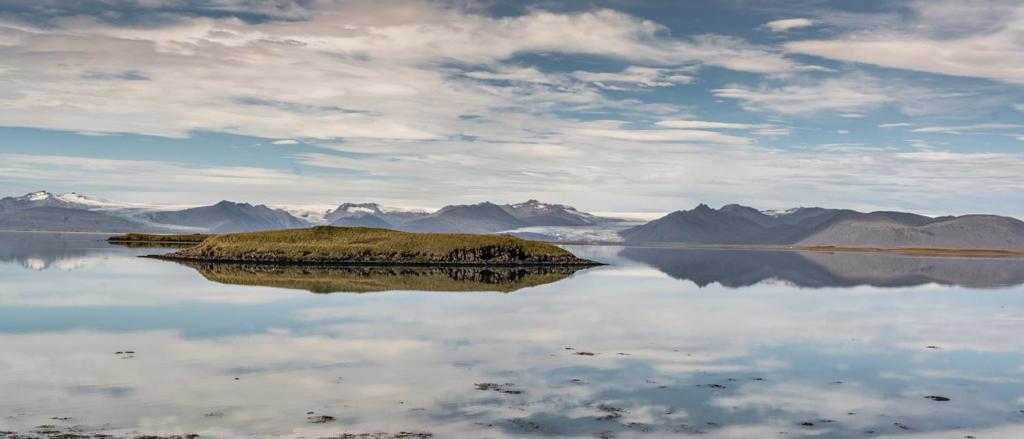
108,233 -> 212,243
153,226 -> 599,266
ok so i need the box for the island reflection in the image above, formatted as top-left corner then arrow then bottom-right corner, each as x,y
175,261 -> 587,293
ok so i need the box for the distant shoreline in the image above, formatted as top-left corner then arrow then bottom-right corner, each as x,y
554,241 -> 1024,258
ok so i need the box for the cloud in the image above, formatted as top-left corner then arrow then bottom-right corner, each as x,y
712,75 -> 897,115
785,1 -> 1024,84
569,128 -> 752,145
572,66 -> 694,89
752,127 -> 791,137
655,120 -> 766,130
711,72 -> 988,117
879,123 -> 913,128
463,66 -> 560,84
0,2 -> 810,143
906,139 -> 936,150
762,18 -> 814,32
911,123 -> 1024,134
654,119 -> 790,137
271,139 -> 298,145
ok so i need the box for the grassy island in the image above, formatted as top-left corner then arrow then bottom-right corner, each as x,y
108,233 -> 212,244
151,226 -> 599,266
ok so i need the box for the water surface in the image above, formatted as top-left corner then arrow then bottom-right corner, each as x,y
2,232 -> 1024,438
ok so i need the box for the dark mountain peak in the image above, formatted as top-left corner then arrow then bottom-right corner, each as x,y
146,200 -> 307,233
437,201 -> 502,214
720,204 -> 760,213
404,201 -> 527,233
336,202 -> 381,209
330,214 -> 392,228
623,203 -> 1024,250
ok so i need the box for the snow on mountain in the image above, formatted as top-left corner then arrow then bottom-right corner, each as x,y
501,199 -> 613,227
56,192 -> 132,208
28,191 -> 51,202
2,191 -> 165,214
324,202 -> 428,226
761,207 -> 800,217
273,204 -> 336,225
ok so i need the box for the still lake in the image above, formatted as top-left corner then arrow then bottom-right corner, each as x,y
2,232 -> 1024,438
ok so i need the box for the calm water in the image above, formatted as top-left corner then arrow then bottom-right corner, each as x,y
3,233 -> 1024,438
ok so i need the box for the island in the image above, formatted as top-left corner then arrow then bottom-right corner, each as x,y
108,233 -> 211,244
143,226 -> 600,266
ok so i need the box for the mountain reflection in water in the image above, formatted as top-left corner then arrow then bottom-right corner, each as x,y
619,247 -> 1024,289
176,262 -> 587,293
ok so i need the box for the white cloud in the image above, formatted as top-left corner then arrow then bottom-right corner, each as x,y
838,113 -> 864,118
879,122 -> 913,128
271,139 -> 298,145
911,123 -> 1024,134
785,1 -> 1024,84
712,72 -> 980,117
906,139 -> 935,150
464,66 -> 560,84
655,120 -> 765,130
654,119 -> 790,137
572,66 -> 693,89
569,128 -> 752,145
762,18 -> 814,32
837,129 -> 850,134
712,76 -> 896,115
752,127 -> 792,137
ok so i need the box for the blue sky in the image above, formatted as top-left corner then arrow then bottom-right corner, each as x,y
0,0 -> 1022,216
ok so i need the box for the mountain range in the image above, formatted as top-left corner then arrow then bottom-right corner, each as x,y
621,204 -> 1024,250
324,199 -> 618,233
3,192 -> 1023,250
0,191 -> 623,236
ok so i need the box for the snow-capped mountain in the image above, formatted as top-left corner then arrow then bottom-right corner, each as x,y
0,191 -> 622,238
274,204 -> 337,225
0,191 -> 164,215
501,199 -> 615,227
324,203 -> 428,227
760,207 -> 800,217
0,191 -> 92,212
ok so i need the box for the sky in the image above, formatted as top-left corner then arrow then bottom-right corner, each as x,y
0,0 -> 1022,216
